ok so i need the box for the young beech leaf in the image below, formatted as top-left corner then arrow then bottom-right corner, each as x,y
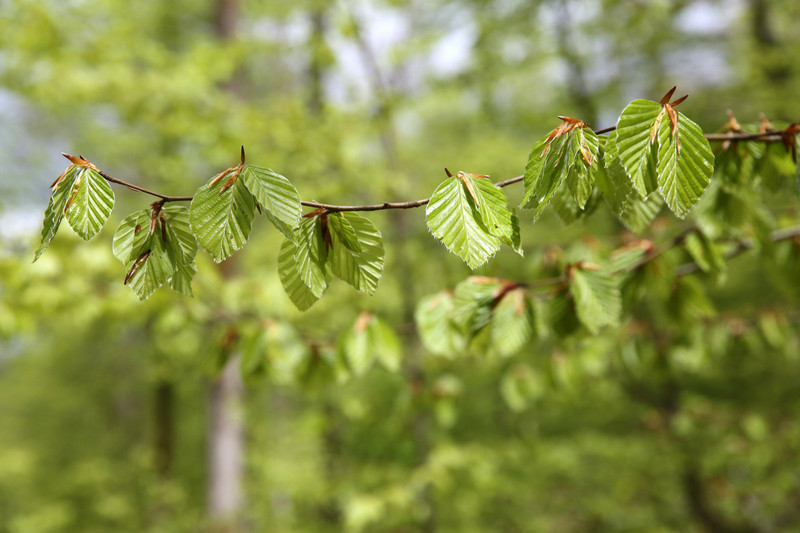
521,133 -> 573,218
565,129 -> 599,209
336,313 -> 401,375
619,192 -> 663,233
426,173 -> 500,269
615,99 -> 662,197
278,238 -> 321,311
294,217 -> 328,297
328,212 -> 385,295
490,288 -> 534,357
112,207 -> 197,299
656,111 -> 714,218
64,167 -> 115,241
451,277 -> 503,338
161,206 -> 198,296
189,169 -> 255,262
415,291 -> 467,357
472,178 -> 523,256
277,217 -> 327,310
569,266 -> 621,334
112,211 -> 173,300
595,140 -> 637,217
327,212 -> 362,253
34,165 -> 80,262
240,164 -> 301,240
112,210 -> 151,265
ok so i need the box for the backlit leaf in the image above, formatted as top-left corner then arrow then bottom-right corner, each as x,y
241,164 -> 301,240
426,174 -> 500,269
615,100 -> 661,197
569,266 -> 621,334
189,169 -> 255,262
329,212 -> 384,295
34,165 -> 80,262
656,111 -> 714,217
278,238 -> 321,311
64,167 -> 115,241
415,291 -> 467,357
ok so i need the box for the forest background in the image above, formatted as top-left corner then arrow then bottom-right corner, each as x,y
1,0 -> 800,532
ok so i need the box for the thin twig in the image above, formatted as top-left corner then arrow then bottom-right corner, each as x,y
84,127 -> 788,210
675,225 -> 800,276
98,170 -> 193,202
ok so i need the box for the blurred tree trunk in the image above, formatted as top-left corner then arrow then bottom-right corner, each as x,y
154,379 -> 174,479
208,353 -> 244,522
207,0 -> 245,529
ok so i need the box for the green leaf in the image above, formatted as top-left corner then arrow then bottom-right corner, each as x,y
569,266 -> 621,334
521,133 -> 573,217
327,212 -> 362,253
500,363 -> 543,412
337,313 -> 401,375
451,277 -> 503,337
161,206 -> 198,296
415,291 -> 467,357
328,212 -> 385,295
294,217 -> 328,297
169,261 -> 197,297
566,129 -> 599,209
112,210 -> 151,264
161,205 -> 198,264
615,100 -> 662,197
490,289 -> 533,357
277,238 -> 321,311
241,164 -> 301,240
64,167 -> 115,241
189,169 -> 255,262
656,111 -> 714,217
34,166 -> 80,262
619,193 -> 663,233
595,142 -> 637,216
125,247 -> 173,301
472,177 -> 523,256
683,231 -> 725,277
112,208 -> 188,300
426,174 -> 500,269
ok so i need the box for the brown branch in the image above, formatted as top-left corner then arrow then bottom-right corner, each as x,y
81,127 -> 789,210
98,170 -> 193,203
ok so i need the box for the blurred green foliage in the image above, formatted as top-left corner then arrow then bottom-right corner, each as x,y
2,1 -> 800,532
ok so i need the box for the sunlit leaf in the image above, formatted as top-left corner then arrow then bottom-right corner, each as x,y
64,167 -> 115,241
426,174 -> 500,269
189,169 -> 255,262
415,291 -> 467,357
656,111 -> 714,217
278,237 -> 321,311
294,217 -> 328,297
490,289 -> 534,357
241,164 -> 301,240
337,313 -> 401,375
329,212 -> 384,294
34,165 -> 80,262
615,100 -> 661,197
112,210 -> 151,265
569,266 -> 621,334
521,134 -> 572,218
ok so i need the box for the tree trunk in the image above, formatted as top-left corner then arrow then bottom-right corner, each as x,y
208,357 -> 244,523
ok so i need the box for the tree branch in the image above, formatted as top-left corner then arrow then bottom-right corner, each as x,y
77,128 -> 788,210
